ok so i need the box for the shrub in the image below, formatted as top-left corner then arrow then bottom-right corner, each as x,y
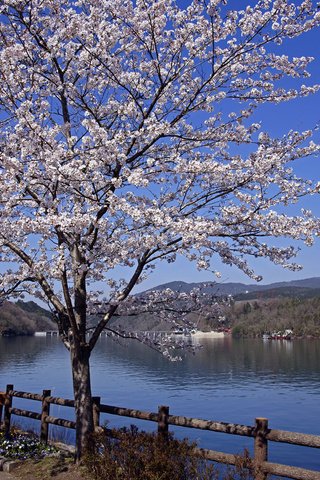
84,425 -> 215,480
84,425 -> 254,480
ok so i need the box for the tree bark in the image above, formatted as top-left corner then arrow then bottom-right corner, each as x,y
70,342 -> 94,461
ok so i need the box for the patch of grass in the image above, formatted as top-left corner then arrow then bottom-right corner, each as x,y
13,456 -> 86,480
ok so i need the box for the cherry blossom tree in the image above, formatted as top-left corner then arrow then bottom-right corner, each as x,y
0,0 -> 320,458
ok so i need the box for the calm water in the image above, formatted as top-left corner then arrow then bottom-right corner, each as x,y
0,335 -> 319,473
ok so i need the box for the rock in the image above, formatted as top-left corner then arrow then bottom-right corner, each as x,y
2,461 -> 20,473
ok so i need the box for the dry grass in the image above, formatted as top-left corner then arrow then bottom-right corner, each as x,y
12,456 -> 86,480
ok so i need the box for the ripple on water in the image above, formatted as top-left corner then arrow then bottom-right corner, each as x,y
0,336 -> 319,470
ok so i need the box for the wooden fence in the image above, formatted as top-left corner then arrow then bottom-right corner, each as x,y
0,384 -> 319,480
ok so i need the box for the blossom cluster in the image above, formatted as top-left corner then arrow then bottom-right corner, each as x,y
0,0 -> 319,351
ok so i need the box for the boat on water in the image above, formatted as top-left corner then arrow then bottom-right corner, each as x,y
263,329 -> 293,340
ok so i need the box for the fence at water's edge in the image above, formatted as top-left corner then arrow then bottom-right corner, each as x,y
0,384 -> 319,480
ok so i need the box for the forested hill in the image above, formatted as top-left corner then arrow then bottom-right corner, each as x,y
0,300 -> 55,336
229,296 -> 320,338
2,277 -> 320,336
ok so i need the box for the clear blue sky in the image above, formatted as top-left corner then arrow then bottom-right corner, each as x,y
137,12 -> 320,290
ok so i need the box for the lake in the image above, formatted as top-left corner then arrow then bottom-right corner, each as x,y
0,335 -> 319,473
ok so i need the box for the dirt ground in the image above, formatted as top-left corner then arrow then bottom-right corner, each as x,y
12,456 -> 88,480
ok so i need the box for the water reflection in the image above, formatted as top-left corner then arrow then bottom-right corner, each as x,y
0,336 -> 319,471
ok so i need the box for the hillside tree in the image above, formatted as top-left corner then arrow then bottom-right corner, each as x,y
0,0 -> 320,457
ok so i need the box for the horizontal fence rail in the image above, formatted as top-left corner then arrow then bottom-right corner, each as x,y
0,384 -> 319,480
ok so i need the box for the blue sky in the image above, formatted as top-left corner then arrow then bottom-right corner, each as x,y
137,9 -> 320,290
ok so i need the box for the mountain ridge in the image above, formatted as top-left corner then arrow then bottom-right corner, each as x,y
146,277 -> 320,296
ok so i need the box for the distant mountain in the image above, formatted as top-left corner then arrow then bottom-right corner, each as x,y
234,286 -> 320,301
257,277 -> 320,290
146,277 -> 320,297
0,300 -> 55,336
15,300 -> 53,319
146,280 -> 252,296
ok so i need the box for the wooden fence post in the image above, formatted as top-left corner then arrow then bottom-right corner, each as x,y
254,417 -> 268,480
40,389 -> 51,444
92,396 -> 101,431
0,391 -> 5,427
158,405 -> 169,437
4,384 -> 13,438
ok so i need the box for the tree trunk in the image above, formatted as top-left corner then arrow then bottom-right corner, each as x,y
70,343 -> 94,461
